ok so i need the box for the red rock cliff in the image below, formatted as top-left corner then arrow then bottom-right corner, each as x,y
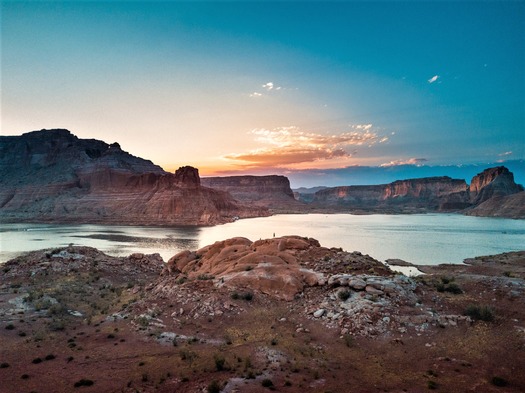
469,166 -> 524,204
312,176 -> 469,211
0,129 -> 268,225
201,175 -> 302,211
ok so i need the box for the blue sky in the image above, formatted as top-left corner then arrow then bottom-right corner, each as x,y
2,1 -> 524,185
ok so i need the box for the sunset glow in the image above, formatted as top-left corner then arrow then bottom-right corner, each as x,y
2,1 -> 524,183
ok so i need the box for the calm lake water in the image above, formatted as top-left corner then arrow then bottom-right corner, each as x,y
1,214 -> 524,265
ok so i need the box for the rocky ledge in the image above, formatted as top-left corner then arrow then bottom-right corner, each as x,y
1,238 -> 524,392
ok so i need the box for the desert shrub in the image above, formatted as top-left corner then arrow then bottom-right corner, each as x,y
343,334 -> 355,348
207,380 -> 221,393
21,374 -> 30,379
243,292 -> 253,301
5,323 -> 15,330
436,279 -> 462,294
48,318 -> 65,331
142,373 -> 148,382
32,358 -> 42,364
197,274 -> 214,280
262,378 -> 274,388
214,354 -> 225,371
230,292 -> 240,300
427,380 -> 438,389
0,362 -> 10,368
491,376 -> 508,387
44,354 -> 56,361
444,283 -> 462,294
464,305 -> 495,322
338,290 -> 351,301
73,379 -> 94,387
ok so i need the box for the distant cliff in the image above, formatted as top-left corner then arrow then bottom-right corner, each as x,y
312,176 -> 470,212
0,129 -> 268,225
308,167 -> 524,217
201,175 -> 303,211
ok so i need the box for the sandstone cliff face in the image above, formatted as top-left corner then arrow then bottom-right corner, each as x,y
309,167 -> 524,217
0,129 -> 268,225
312,177 -> 469,211
469,166 -> 524,205
201,175 -> 302,211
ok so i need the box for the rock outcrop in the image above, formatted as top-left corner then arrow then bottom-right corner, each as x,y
0,129 -> 268,225
308,166 -> 524,217
468,166 -> 524,205
312,176 -> 470,212
163,236 -> 329,301
201,175 -> 303,211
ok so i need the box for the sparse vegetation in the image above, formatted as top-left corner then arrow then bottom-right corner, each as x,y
427,380 -> 438,390
262,378 -> 274,388
338,289 -> 351,301
464,305 -> 495,322
207,380 -> 221,393
491,376 -> 508,387
73,379 -> 94,387
435,277 -> 462,294
214,354 -> 225,371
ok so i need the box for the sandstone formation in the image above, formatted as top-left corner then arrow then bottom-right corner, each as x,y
163,236 -> 328,301
307,166 -> 524,217
468,166 -> 524,205
0,129 -> 268,225
311,176 -> 470,212
201,175 -> 303,211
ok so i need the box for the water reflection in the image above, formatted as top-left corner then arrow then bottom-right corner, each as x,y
1,214 -> 524,265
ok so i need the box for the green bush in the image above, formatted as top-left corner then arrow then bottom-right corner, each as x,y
464,305 -> 494,322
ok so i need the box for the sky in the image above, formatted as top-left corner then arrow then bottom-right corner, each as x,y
1,1 -> 524,186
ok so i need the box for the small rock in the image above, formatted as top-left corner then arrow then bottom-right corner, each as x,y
313,309 -> 325,318
365,286 -> 384,296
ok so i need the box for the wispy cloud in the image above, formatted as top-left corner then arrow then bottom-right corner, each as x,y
224,125 -> 387,168
250,81 -> 282,98
380,158 -> 428,167
498,151 -> 512,157
262,81 -> 281,91
428,75 -> 439,84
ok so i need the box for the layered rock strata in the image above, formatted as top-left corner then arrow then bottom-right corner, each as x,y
0,129 -> 267,225
201,175 -> 302,211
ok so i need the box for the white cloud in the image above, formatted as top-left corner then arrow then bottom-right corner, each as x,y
249,92 -> 262,98
380,158 -> 428,167
498,151 -> 512,157
262,82 -> 274,90
428,75 -> 439,84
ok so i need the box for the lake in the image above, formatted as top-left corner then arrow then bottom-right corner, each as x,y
1,214 -> 524,265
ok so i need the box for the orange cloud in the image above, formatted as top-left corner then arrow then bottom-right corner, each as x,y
223,125 -> 387,169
